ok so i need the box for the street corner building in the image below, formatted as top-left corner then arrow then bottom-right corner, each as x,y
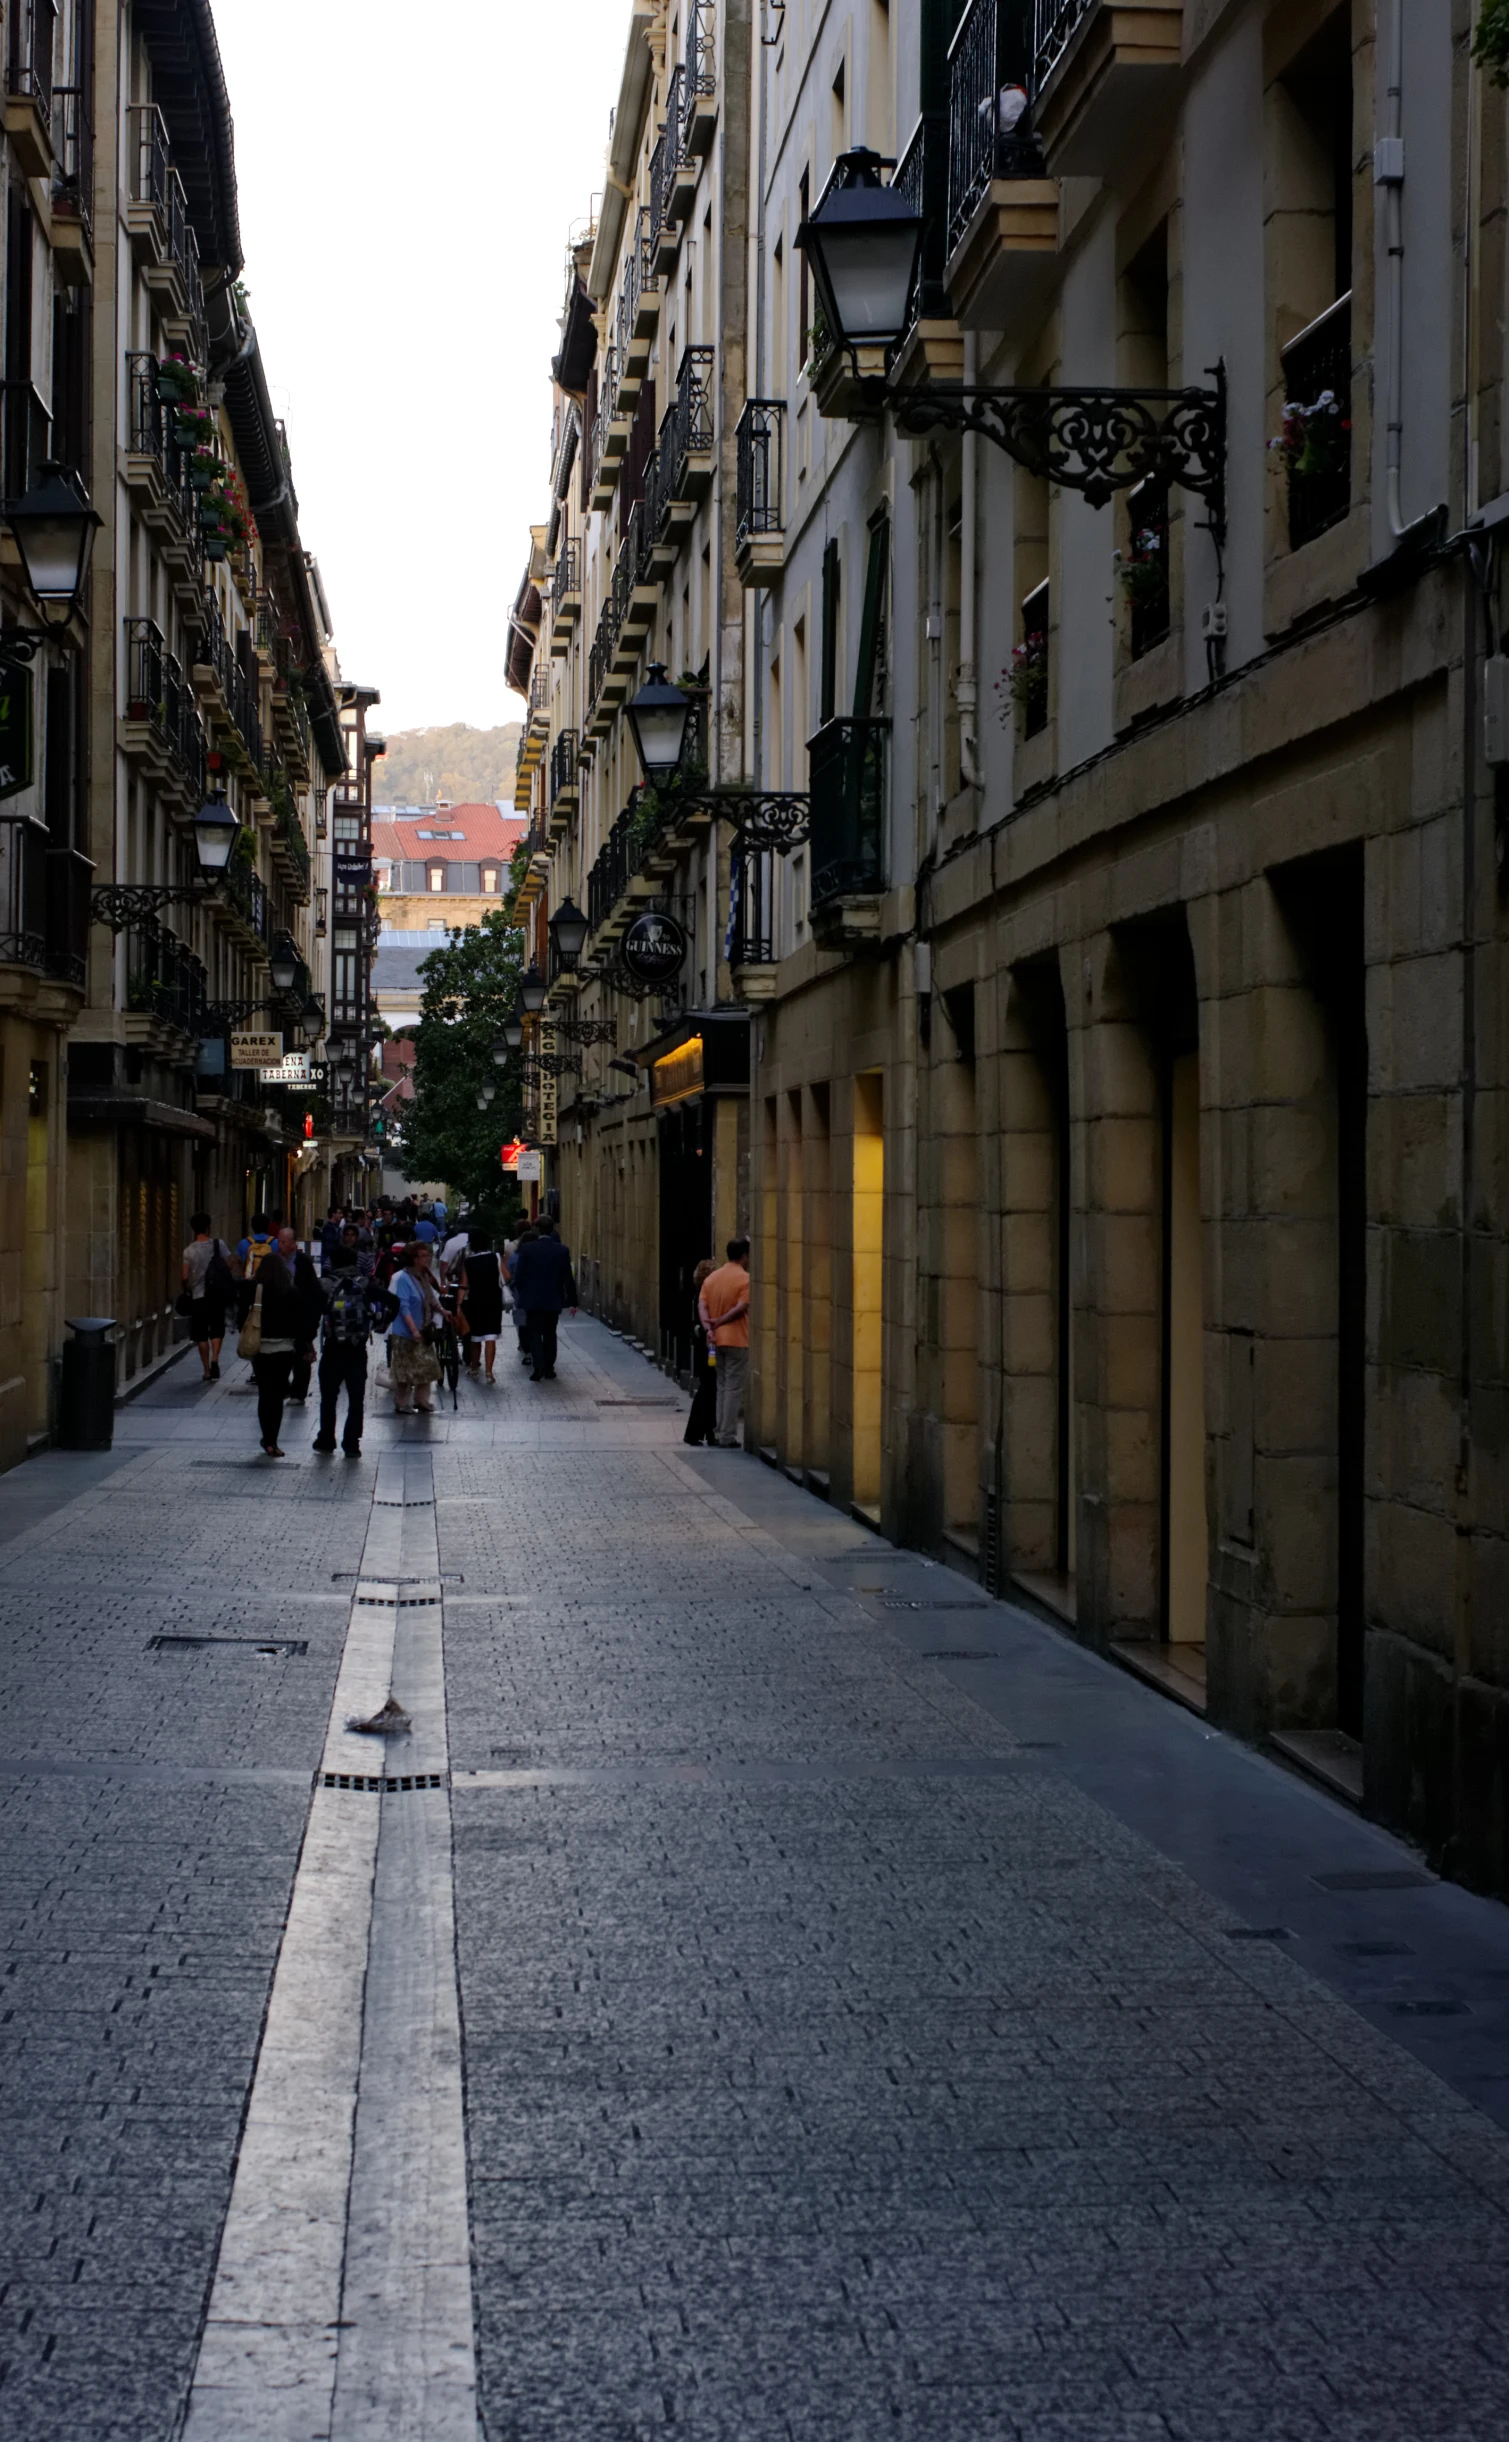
507,0 -> 1509,1904
0,0 -> 385,1473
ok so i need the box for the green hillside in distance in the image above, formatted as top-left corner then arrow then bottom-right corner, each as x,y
374,722 -> 523,808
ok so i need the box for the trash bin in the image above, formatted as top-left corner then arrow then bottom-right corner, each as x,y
59,1318 -> 116,1450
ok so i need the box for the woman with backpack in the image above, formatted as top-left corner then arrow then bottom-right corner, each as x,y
181,1213 -> 235,1382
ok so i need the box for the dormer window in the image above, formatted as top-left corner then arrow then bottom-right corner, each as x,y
427,863 -> 445,892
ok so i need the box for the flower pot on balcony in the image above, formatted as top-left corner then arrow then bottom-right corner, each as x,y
204,537 -> 228,563
126,696 -> 152,722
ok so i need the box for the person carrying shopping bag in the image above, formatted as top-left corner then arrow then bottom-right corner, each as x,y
390,1240 -> 443,1415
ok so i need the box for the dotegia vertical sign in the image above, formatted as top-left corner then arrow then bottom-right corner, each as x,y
538,1021 -> 558,1146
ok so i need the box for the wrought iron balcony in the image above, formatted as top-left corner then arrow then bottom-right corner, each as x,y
550,729 -> 578,807
735,400 -> 784,584
51,82 -> 93,244
1,378 -> 48,506
655,346 -> 715,520
683,0 -> 718,155
1280,293 -> 1352,551
3,825 -> 89,991
807,718 -> 889,908
949,0 -> 1043,252
895,112 -> 954,346
1029,0 -> 1182,177
6,1 -> 54,168
125,917 -> 207,1039
728,843 -> 776,969
123,617 -> 208,795
125,104 -> 205,328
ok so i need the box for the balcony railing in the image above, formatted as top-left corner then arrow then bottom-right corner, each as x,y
896,112 -> 953,334
655,345 -> 714,516
637,203 -> 659,297
126,918 -> 207,1038
1033,0 -> 1093,89
1,378 -> 48,505
647,129 -> 669,260
126,103 -> 205,328
124,617 -> 207,792
807,718 -> 889,906
1280,292 -> 1352,550
7,0 -> 55,113
550,729 -> 578,805
949,0 -> 1043,254
552,535 -> 580,601
3,825 -> 89,990
684,0 -> 716,129
735,400 -> 783,545
51,83 -> 92,236
221,854 -> 272,948
728,845 -> 775,967
1124,475 -> 1170,661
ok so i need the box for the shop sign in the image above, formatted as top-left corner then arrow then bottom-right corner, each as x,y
259,1052 -> 313,1084
231,1031 -> 283,1068
650,1036 -> 705,1108
621,910 -> 687,988
500,1138 -> 527,1172
0,668 -> 33,799
515,1149 -> 542,1182
538,1021 -> 558,1146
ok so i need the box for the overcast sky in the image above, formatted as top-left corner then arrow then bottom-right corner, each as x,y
211,0 -> 627,735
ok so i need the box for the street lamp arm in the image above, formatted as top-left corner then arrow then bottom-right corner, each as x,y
889,374 -> 1227,534
90,881 -> 222,932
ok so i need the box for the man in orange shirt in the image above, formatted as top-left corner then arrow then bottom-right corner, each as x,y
699,1235 -> 750,1449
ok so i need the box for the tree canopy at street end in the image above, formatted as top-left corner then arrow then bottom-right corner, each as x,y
401,909 -> 527,1210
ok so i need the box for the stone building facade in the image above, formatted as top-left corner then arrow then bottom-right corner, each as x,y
509,0 -> 1508,1895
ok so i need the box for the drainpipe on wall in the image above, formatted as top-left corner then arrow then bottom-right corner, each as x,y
958,333 -> 981,790
1378,0 -> 1409,539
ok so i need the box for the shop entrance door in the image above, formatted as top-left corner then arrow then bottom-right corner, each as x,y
658,1101 -> 712,1376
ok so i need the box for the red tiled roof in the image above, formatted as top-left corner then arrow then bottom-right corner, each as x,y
370,804 -> 525,866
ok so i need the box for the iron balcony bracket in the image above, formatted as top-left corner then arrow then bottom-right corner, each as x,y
201,996 -> 294,1030
521,1051 -> 584,1080
551,1015 -> 619,1046
653,783 -> 813,855
889,368 -> 1227,539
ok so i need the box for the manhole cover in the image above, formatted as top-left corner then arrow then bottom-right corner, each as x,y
149,1635 -> 307,1656
1312,1869 -> 1434,1892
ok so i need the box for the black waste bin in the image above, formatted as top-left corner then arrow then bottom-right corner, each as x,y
59,1318 -> 116,1450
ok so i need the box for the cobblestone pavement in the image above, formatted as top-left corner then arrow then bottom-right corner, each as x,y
2,1320 -> 1509,2439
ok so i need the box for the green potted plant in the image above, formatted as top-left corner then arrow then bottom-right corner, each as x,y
1269,388 -> 1350,482
1115,525 -> 1168,613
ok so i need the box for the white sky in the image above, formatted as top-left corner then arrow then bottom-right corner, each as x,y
209,0 -> 628,734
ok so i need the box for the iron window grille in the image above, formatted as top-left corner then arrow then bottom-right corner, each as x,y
1124,475 -> 1170,661
7,0 -> 55,114
807,718 -> 889,906
1280,292 -> 1352,550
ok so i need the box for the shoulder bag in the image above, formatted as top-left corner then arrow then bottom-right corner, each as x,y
237,1283 -> 264,1360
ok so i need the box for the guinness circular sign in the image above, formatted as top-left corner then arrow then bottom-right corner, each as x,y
620,909 -> 688,988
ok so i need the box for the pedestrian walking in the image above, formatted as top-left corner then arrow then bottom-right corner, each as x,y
319,1204 -> 346,1261
700,1236 -> 751,1448
390,1240 -> 443,1415
505,1225 -> 537,1364
234,1209 -> 279,1324
244,1230 -> 303,1456
180,1213 -> 235,1381
455,1226 -> 504,1382
439,1215 -> 471,1285
509,1219 -> 577,1382
283,1227 -> 324,1405
311,1225 -> 387,1456
683,1256 -> 718,1445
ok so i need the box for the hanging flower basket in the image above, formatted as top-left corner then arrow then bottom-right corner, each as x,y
997,633 -> 1047,726
204,535 -> 229,563
1269,389 -> 1350,481
1115,528 -> 1168,609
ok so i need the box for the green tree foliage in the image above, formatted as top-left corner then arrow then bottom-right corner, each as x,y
401,909 -> 527,1211
1476,0 -> 1509,85
374,723 -> 523,808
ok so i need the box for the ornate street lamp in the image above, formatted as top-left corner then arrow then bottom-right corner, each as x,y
4,463 -> 103,625
519,962 -> 547,1015
795,149 -> 923,357
297,996 -> 324,1046
191,787 -> 239,878
495,1012 -> 521,1058
625,665 -> 693,786
548,895 -> 589,971
269,930 -> 300,995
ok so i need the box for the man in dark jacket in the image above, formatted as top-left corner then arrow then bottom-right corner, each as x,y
249,1233 -> 305,1456
509,1220 -> 577,1382
280,1226 -> 325,1404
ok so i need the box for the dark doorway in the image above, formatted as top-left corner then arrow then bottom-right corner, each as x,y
658,1100 -> 712,1376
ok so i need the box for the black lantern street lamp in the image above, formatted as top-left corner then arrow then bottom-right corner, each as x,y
191,787 -> 239,878
794,149 -> 923,358
519,962 -> 547,1015
625,664 -> 693,786
494,1013 -> 520,1059
4,462 -> 103,624
269,930 -> 300,995
297,997 -> 324,1047
549,895 -> 589,971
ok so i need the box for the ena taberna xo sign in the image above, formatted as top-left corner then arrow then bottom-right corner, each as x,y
0,664 -> 34,799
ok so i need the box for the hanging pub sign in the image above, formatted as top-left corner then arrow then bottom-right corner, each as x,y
620,909 -> 688,989
0,666 -> 34,800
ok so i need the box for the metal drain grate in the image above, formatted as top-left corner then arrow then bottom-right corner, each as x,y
1389,1998 -> 1468,2017
883,1598 -> 991,1612
1225,1926 -> 1292,1942
149,1635 -> 308,1656
321,1770 -> 446,1793
919,1648 -> 1001,1661
356,1594 -> 442,1608
595,1397 -> 678,1407
372,1498 -> 434,1508
1337,1940 -> 1415,1958
333,1571 -> 463,1584
189,1458 -> 303,1469
1312,1869 -> 1434,1892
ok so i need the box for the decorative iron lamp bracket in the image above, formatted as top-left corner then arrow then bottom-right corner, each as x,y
90,881 -> 220,932
551,1015 -> 619,1046
201,996 -> 300,1030
886,367 -> 1227,540
521,1050 -> 584,1080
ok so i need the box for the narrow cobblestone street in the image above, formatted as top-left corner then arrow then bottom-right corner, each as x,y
4,1316 -> 1509,2441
